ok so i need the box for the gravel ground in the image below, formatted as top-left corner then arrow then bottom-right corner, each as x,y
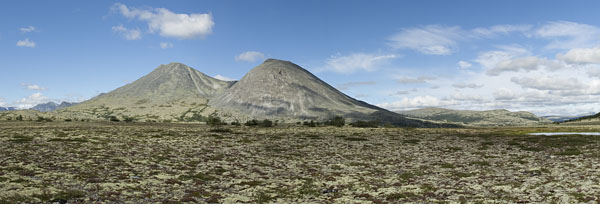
1,121 -> 600,203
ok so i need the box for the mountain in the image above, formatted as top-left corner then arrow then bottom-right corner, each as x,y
31,102 -> 78,112
560,112 -> 600,124
0,107 -> 16,111
58,62 -> 234,122
542,115 -> 580,122
397,107 -> 551,126
209,59 -> 449,127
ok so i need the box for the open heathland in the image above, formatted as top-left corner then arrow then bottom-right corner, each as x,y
1,121 -> 600,203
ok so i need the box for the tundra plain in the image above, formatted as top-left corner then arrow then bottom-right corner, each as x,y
1,121 -> 600,203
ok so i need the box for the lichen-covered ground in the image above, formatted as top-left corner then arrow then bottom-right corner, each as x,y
1,121 -> 600,203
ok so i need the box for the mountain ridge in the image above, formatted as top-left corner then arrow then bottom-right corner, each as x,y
398,107 -> 551,126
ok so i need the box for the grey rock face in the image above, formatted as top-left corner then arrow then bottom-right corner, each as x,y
209,59 -> 388,121
101,62 -> 234,100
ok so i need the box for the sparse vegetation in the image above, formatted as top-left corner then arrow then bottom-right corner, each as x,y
1,122 -> 600,203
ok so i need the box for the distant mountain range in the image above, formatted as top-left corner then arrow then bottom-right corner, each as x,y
0,59 -> 563,127
30,102 -> 78,112
397,107 -> 551,126
30,59 -> 446,127
0,107 -> 16,111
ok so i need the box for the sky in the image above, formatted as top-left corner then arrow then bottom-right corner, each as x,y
2,0 -> 600,116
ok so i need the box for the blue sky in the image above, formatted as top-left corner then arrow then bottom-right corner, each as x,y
2,1 -> 600,116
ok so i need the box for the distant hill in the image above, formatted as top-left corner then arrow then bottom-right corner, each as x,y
0,107 -> 16,111
31,102 -> 78,112
58,62 -> 234,122
560,112 -> 600,124
541,115 -> 581,122
397,107 -> 551,126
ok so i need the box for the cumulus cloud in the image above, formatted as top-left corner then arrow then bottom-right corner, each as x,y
395,76 -> 434,84
15,93 -> 50,109
16,38 -> 35,47
388,25 -> 462,55
377,95 -> 456,110
557,47 -> 600,64
493,88 -> 517,100
323,53 -> 397,73
235,51 -> 266,62
452,82 -> 483,89
160,42 -> 173,49
213,74 -> 235,81
112,25 -> 141,40
533,21 -> 600,49
510,76 -> 585,90
336,81 -> 376,90
20,26 -> 36,33
112,3 -> 214,39
21,83 -> 46,91
475,45 -> 531,69
458,61 -> 472,69
486,56 -> 564,76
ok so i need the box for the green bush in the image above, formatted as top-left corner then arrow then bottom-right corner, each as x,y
245,119 -> 259,126
260,119 -> 273,127
303,120 -> 317,127
350,120 -> 379,128
109,116 -> 120,122
325,116 -> 345,127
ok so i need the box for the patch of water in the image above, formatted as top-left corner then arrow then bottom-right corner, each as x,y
528,132 -> 600,136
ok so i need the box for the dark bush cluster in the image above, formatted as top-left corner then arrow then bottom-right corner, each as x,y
350,120 -> 379,128
324,116 -> 345,127
245,119 -> 274,127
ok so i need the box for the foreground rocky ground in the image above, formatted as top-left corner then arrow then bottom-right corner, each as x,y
1,121 -> 600,203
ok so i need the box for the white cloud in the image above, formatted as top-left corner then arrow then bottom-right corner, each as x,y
15,93 -> 50,109
323,53 -> 397,73
452,82 -> 483,89
377,95 -> 457,110
112,25 -> 141,40
21,83 -> 46,91
486,56 -> 564,76
235,51 -> 266,62
458,61 -> 472,69
493,88 -> 517,100
160,42 -> 173,49
16,38 -> 35,47
475,45 -> 531,69
395,76 -> 435,84
20,26 -> 36,33
510,76 -> 585,90
533,21 -> 600,49
0,97 -> 6,107
388,25 -> 462,55
112,3 -> 214,39
213,74 -> 235,81
587,68 -> 600,78
557,47 -> 600,64
336,81 -> 376,90
471,24 -> 532,37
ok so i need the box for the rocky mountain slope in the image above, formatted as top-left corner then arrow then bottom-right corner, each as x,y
58,62 -> 234,122
30,102 -> 78,112
398,107 -> 551,126
209,59 -> 382,120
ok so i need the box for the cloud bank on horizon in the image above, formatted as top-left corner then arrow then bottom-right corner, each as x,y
2,1 -> 600,116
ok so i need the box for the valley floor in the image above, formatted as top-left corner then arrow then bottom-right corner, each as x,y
1,121 -> 600,203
